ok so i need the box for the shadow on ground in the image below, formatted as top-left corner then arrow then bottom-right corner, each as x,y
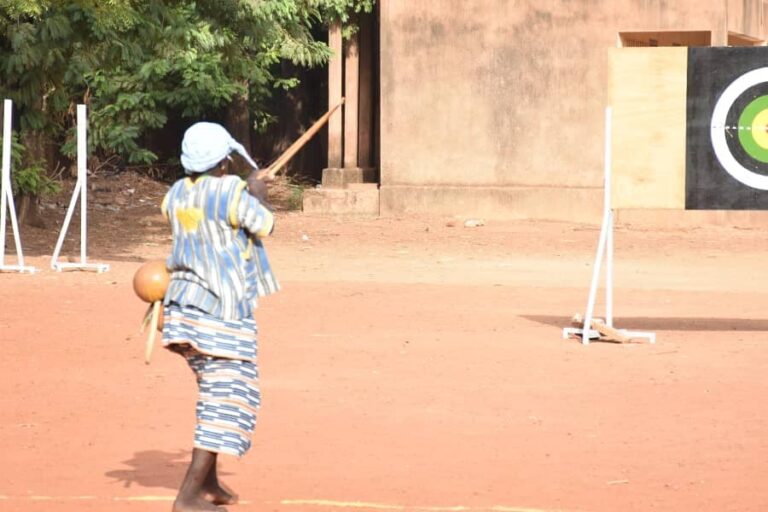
105,450 -> 189,490
105,449 -> 233,490
522,314 -> 768,332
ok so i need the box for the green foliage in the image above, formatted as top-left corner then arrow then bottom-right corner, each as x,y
315,0 -> 375,38
0,0 -> 375,171
13,161 -> 60,195
0,0 -> 46,19
0,132 -> 61,195
0,132 -> 25,170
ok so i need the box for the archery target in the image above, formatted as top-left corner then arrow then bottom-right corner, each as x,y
686,47 -> 768,209
710,68 -> 768,189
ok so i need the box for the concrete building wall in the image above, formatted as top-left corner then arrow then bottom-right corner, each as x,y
378,0 -> 764,222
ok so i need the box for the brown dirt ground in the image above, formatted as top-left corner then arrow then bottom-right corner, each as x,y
1,173 -> 768,512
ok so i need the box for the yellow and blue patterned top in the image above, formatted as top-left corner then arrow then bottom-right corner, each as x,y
161,174 -> 279,320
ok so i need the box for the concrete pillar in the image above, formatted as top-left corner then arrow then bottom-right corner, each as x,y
305,19 -> 380,215
322,24 -> 376,189
328,22 -> 343,169
343,33 -> 360,169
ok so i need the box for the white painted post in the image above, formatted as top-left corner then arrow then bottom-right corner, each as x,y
0,99 -> 35,273
78,105 -> 87,264
50,104 -> 108,272
606,209 -> 614,327
562,106 -> 655,345
582,210 -> 609,345
605,107 -> 614,328
0,100 -> 9,265
581,107 -> 613,344
50,179 -> 81,266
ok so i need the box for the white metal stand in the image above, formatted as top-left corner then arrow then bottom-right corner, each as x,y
0,99 -> 36,274
51,104 -> 109,273
562,107 -> 655,345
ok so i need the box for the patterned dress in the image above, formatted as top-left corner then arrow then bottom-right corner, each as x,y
160,174 -> 278,457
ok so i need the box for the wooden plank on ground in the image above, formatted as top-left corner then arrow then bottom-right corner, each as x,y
591,319 -> 631,343
571,314 -> 631,343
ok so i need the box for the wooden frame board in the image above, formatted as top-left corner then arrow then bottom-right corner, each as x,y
609,47 -> 688,210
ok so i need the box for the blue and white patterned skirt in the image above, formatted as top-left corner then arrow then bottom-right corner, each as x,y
163,305 -> 260,457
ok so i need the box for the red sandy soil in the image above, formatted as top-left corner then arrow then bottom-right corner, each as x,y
1,175 -> 768,512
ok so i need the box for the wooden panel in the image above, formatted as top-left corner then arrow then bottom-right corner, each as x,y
609,47 -> 688,210
619,30 -> 711,47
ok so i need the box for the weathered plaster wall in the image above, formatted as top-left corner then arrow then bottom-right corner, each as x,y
378,0 -> 763,221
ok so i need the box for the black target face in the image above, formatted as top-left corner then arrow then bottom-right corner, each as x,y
686,47 -> 768,209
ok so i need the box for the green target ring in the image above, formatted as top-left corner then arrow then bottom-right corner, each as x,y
738,95 -> 768,163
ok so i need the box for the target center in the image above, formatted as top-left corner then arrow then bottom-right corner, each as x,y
752,109 -> 768,148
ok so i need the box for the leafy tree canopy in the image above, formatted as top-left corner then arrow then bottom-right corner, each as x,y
0,0 -> 372,166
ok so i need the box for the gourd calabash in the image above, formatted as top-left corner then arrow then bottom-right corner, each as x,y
133,260 -> 169,303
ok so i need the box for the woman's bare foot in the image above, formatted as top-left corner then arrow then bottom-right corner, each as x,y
203,480 -> 238,506
175,449 -> 226,512
203,454 -> 238,505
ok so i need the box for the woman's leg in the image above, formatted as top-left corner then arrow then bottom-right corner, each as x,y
182,352 -> 256,506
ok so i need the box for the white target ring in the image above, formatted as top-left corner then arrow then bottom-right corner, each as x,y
711,67 -> 768,190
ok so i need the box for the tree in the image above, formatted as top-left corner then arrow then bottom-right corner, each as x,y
0,0 -> 375,224
1,0 -> 142,224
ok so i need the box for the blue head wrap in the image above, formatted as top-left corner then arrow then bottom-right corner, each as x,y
180,122 -> 259,175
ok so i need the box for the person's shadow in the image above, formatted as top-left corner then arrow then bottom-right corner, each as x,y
105,450 -> 232,490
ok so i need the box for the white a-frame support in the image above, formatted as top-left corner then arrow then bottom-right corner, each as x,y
562,107 -> 655,345
51,104 -> 109,273
0,99 -> 35,274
